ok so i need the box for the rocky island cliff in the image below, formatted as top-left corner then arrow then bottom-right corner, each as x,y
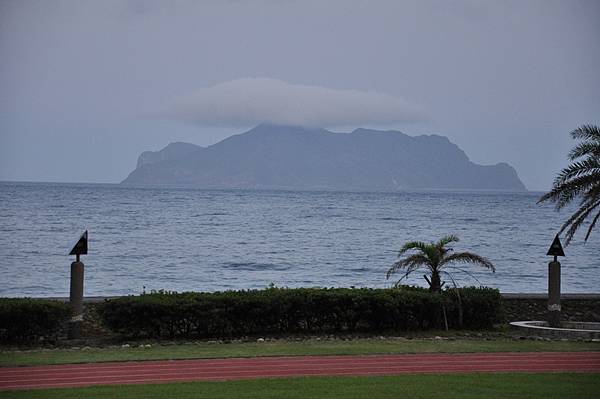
122,124 -> 526,191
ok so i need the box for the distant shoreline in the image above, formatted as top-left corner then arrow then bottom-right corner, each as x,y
0,180 -> 541,195
11,293 -> 600,301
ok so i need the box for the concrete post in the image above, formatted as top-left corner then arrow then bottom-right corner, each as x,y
548,259 -> 561,328
68,259 -> 85,339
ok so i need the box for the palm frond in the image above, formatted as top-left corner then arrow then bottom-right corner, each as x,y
387,254 -> 432,286
538,127 -> 600,235
390,264 -> 421,287
581,182 -> 600,204
569,141 -> 600,160
561,199 -> 600,244
584,209 -> 600,241
386,254 -> 431,280
538,173 -> 600,209
397,241 -> 439,265
398,241 -> 429,256
443,266 -> 484,286
439,251 -> 495,272
437,235 -> 459,247
551,157 -> 600,187
559,197 -> 600,233
570,125 -> 600,142
389,235 -> 494,291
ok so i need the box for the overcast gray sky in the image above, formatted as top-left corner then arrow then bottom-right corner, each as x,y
1,0 -> 598,191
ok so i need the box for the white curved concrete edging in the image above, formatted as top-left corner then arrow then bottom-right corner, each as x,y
510,320 -> 600,339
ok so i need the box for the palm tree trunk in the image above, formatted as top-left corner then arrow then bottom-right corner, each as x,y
456,289 -> 464,328
430,271 -> 442,293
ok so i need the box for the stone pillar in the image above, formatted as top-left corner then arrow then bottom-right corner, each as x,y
68,260 -> 85,339
548,259 -> 561,328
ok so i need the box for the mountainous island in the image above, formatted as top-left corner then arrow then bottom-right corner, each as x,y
122,124 -> 526,191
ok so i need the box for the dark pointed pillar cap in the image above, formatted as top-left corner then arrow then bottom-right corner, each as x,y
546,234 -> 565,257
69,230 -> 88,256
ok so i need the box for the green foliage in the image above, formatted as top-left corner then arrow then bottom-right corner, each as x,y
442,287 -> 503,329
0,298 -> 71,343
388,235 -> 495,292
539,124 -> 600,244
98,287 -> 501,339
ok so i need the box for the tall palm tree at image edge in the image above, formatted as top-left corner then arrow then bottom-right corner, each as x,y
538,125 -> 600,244
387,235 -> 495,293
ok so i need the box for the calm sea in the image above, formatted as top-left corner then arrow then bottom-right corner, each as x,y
0,182 -> 597,296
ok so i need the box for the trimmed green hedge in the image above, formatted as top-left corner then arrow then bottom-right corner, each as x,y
0,298 -> 71,343
444,287 -> 503,329
99,287 -> 501,339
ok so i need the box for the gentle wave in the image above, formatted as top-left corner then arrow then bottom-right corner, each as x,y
0,181 -> 598,296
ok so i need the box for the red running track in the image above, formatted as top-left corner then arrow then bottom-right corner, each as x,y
1,352 -> 599,391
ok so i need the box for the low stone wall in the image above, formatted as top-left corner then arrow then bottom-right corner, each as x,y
501,294 -> 600,323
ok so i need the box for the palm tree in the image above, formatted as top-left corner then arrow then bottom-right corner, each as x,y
538,125 -> 600,244
386,235 -> 495,293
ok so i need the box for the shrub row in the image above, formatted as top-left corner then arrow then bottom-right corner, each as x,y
99,287 -> 501,339
0,298 -> 71,343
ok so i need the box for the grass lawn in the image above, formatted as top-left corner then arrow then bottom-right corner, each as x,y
1,373 -> 598,399
2,338 -> 598,367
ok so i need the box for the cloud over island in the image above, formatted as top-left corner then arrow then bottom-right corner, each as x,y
167,78 -> 427,128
